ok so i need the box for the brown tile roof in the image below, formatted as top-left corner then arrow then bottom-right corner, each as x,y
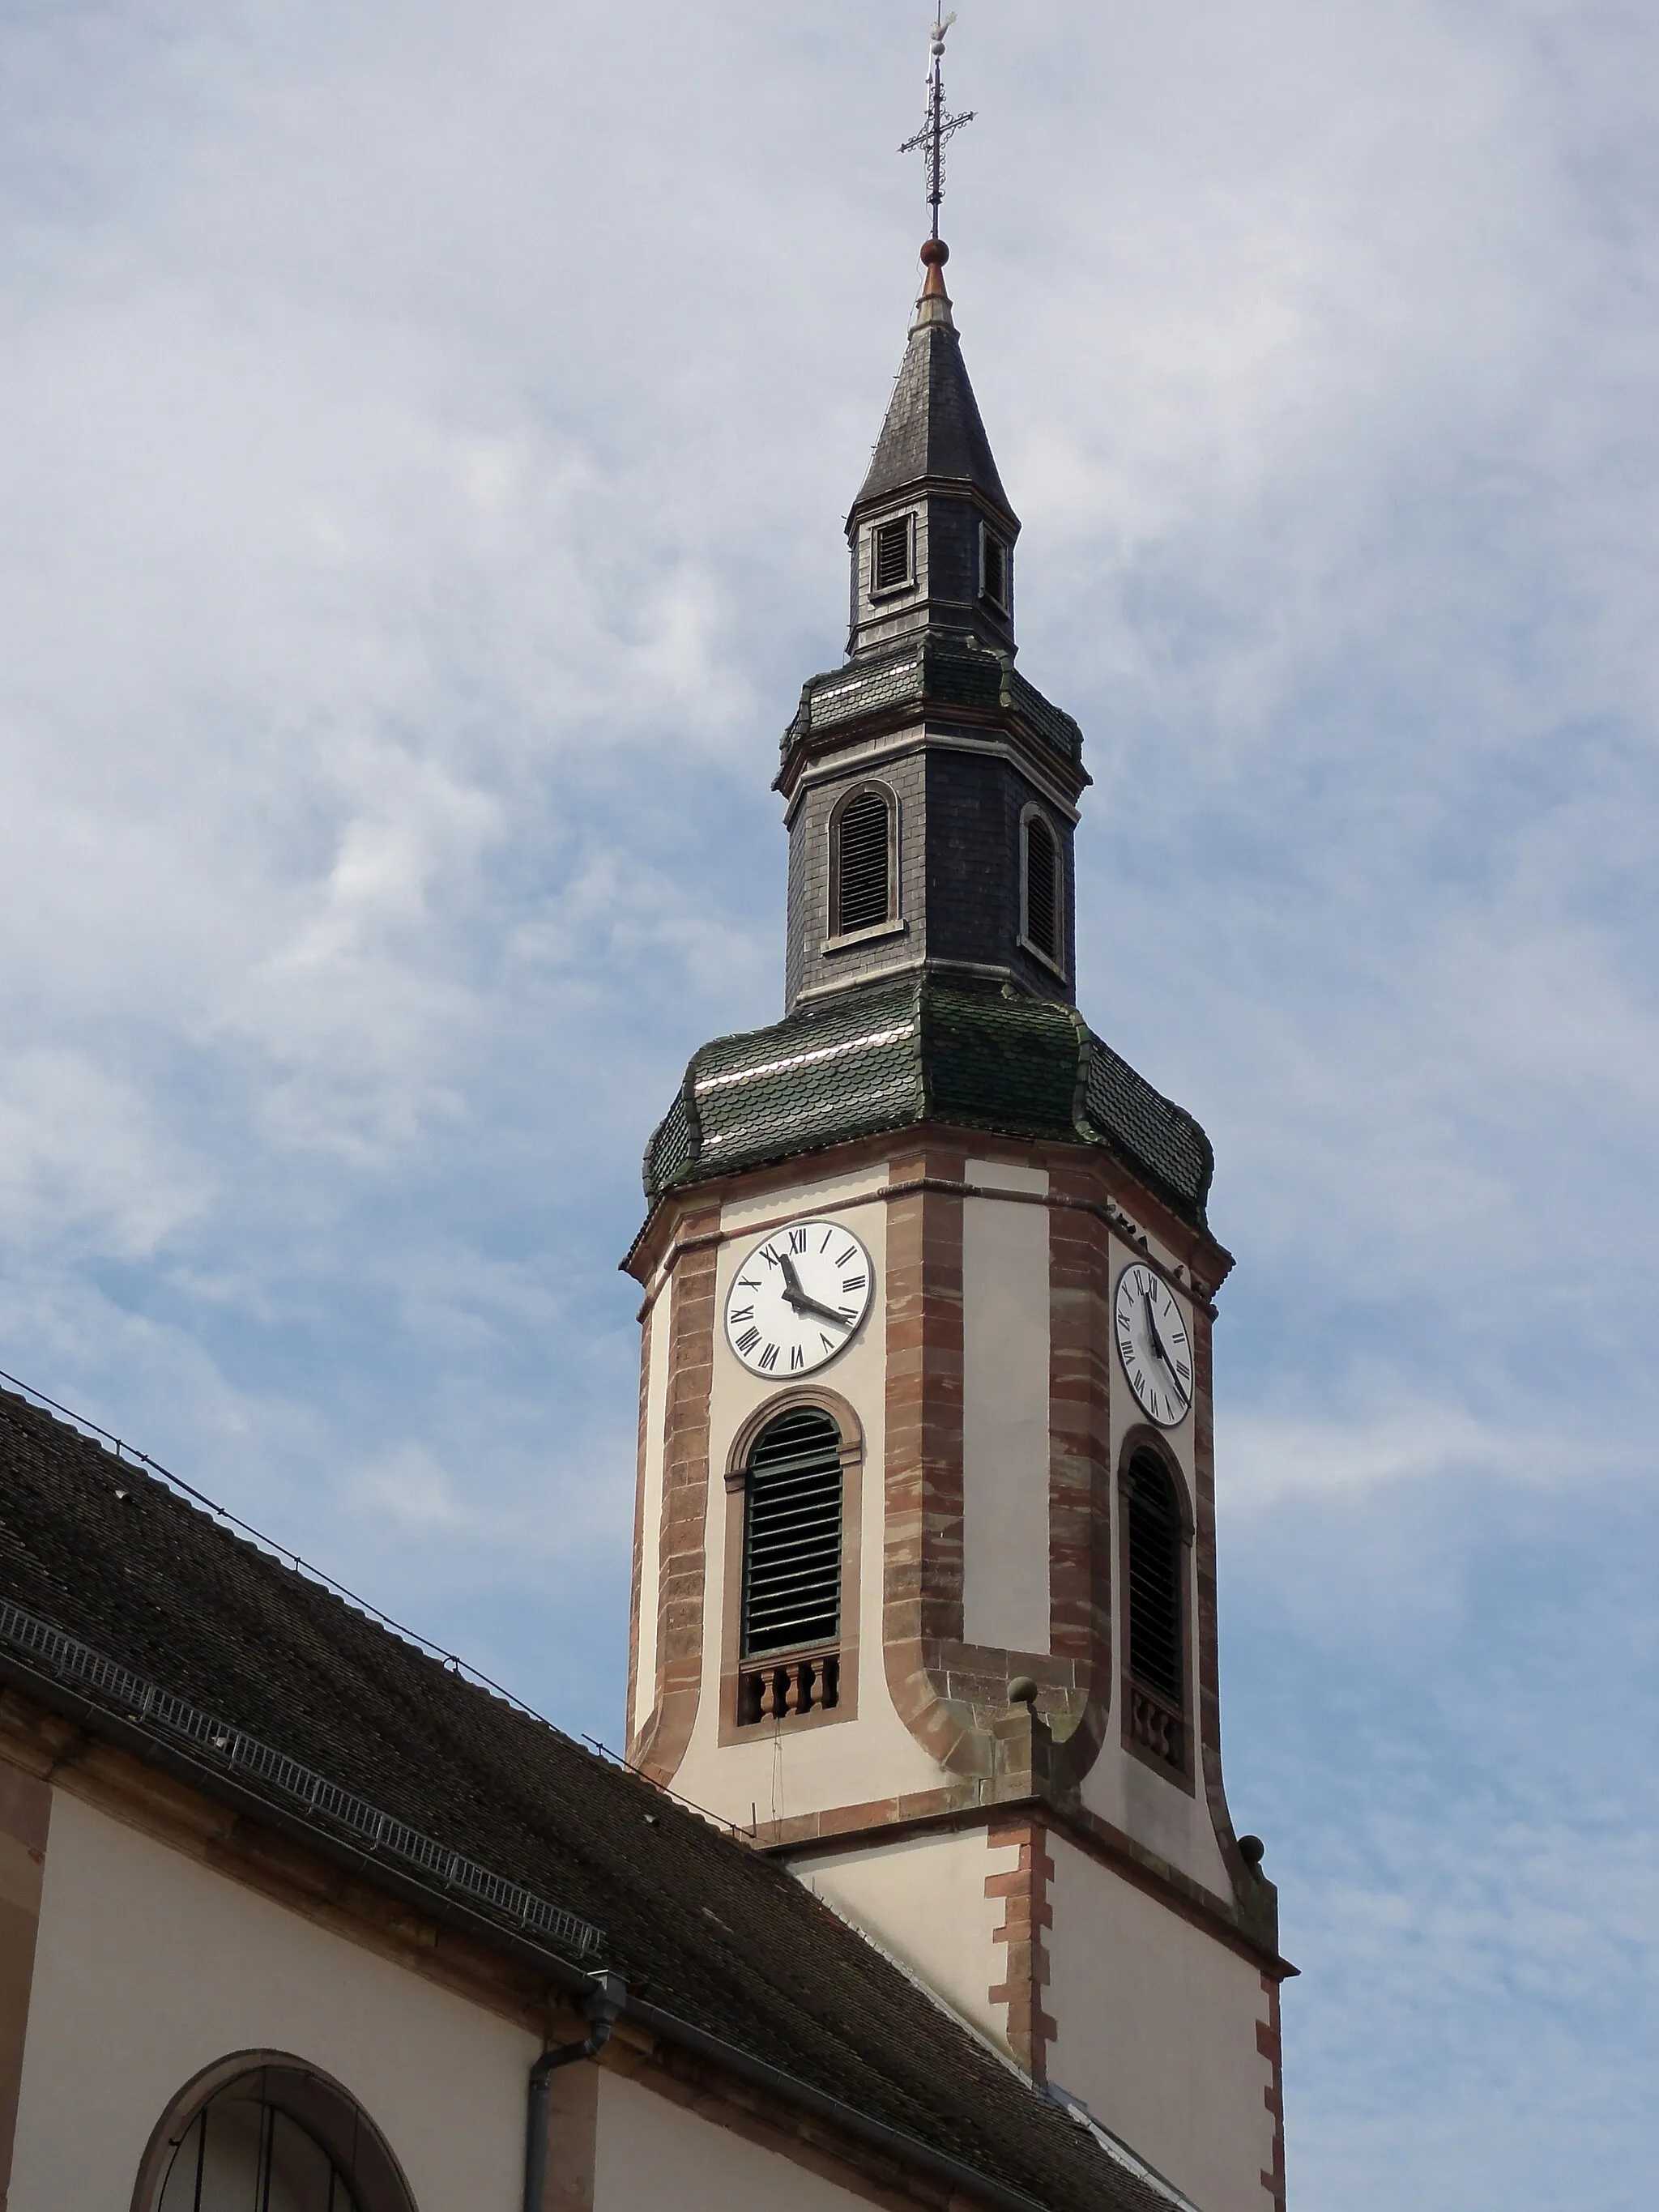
0,1387 -> 1187,2212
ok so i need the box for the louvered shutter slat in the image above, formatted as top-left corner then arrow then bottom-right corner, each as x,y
836,792 -> 891,936
741,1409 -> 844,1657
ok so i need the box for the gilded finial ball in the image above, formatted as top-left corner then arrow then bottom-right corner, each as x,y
920,238 -> 949,267
1008,1676 -> 1038,1707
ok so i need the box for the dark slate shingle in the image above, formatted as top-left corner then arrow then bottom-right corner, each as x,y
854,317 -> 1011,518
0,1391 -> 1177,2212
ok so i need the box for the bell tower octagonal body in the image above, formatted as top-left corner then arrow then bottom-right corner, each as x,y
780,241 -> 1086,1016
623,244 -> 1292,2212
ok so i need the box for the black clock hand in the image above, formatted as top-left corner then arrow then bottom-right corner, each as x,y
774,1253 -> 852,1328
1143,1293 -> 1191,1405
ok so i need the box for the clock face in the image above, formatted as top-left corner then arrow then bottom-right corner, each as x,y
1114,1263 -> 1193,1429
724,1219 -> 875,1379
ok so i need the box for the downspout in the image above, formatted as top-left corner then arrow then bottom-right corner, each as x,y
523,1969 -> 627,2212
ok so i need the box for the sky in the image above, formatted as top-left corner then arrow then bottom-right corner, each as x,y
2,1 -> 1656,2203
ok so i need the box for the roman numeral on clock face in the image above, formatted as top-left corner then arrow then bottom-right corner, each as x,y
723,1217 -> 876,1379
1115,1262 -> 1192,1430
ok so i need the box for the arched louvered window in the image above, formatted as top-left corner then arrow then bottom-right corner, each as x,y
1125,1451 -> 1183,1704
833,786 -> 895,938
741,1406 -> 843,1663
1023,810 -> 1062,968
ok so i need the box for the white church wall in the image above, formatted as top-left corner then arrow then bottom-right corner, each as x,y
719,1162 -> 891,1234
1044,1831 -> 1277,2212
1077,1735 -> 1230,1896
961,1162 -> 1051,1654
672,1181 -> 942,1825
792,1826 -> 1020,2053
11,1787 -> 534,2212
594,2067 -> 869,2212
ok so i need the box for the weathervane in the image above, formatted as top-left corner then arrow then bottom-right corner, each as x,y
899,8 -> 975,242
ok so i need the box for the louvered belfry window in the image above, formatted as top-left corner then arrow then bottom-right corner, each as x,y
1024,812 -> 1060,965
982,529 -> 1009,610
872,514 -> 912,594
741,1408 -> 844,1657
1125,1451 -> 1183,1707
835,788 -> 893,936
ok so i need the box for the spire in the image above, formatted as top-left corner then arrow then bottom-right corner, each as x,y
852,239 -> 1012,521
844,12 -> 1017,659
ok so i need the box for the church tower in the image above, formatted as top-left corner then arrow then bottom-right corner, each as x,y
621,202 -> 1291,2212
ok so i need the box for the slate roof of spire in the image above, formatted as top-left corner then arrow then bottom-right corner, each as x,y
853,250 -> 1013,522
642,975 -> 1216,1230
0,1387 -> 1188,2212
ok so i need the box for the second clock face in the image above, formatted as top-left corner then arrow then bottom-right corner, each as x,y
1114,1262 -> 1194,1429
724,1219 -> 875,1379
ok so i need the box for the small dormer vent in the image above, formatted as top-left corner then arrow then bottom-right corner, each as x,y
872,515 -> 914,595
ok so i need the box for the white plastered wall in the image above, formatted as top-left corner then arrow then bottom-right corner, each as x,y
1081,1230 -> 1232,1897
1045,1831 -> 1276,2212
10,1788 -> 534,2212
793,1827 -> 1019,2053
672,1166 -> 943,1827
961,1159 -> 1051,1654
595,2067 -> 868,2212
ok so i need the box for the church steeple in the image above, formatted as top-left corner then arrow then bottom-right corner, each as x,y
625,36 -> 1291,2201
846,240 -> 1019,660
774,237 -> 1082,1016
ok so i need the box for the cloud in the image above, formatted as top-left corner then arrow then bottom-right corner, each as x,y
0,3 -> 1656,2202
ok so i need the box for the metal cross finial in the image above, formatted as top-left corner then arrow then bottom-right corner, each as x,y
898,7 -> 975,242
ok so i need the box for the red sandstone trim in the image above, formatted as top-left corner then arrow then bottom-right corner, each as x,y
624,1298 -> 654,1749
621,1123 -> 1235,1304
986,1818 -> 1056,2083
1258,1972 -> 1288,2210
1189,1302 -> 1257,1889
882,1149 -> 976,1772
1046,1158 -> 1114,1772
0,1762 -> 48,2208
770,1794 -> 1294,1980
633,1209 -> 720,1786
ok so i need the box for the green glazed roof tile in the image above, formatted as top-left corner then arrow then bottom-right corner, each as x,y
643,978 -> 1213,1228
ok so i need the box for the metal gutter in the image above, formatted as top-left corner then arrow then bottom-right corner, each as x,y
624,1995 -> 1054,2212
0,1631 -> 1126,2212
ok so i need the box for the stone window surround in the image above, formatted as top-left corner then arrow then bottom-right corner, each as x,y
1017,800 -> 1068,982
131,2052 -> 417,2212
1115,1425 -> 1198,1796
717,1385 -> 864,1747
